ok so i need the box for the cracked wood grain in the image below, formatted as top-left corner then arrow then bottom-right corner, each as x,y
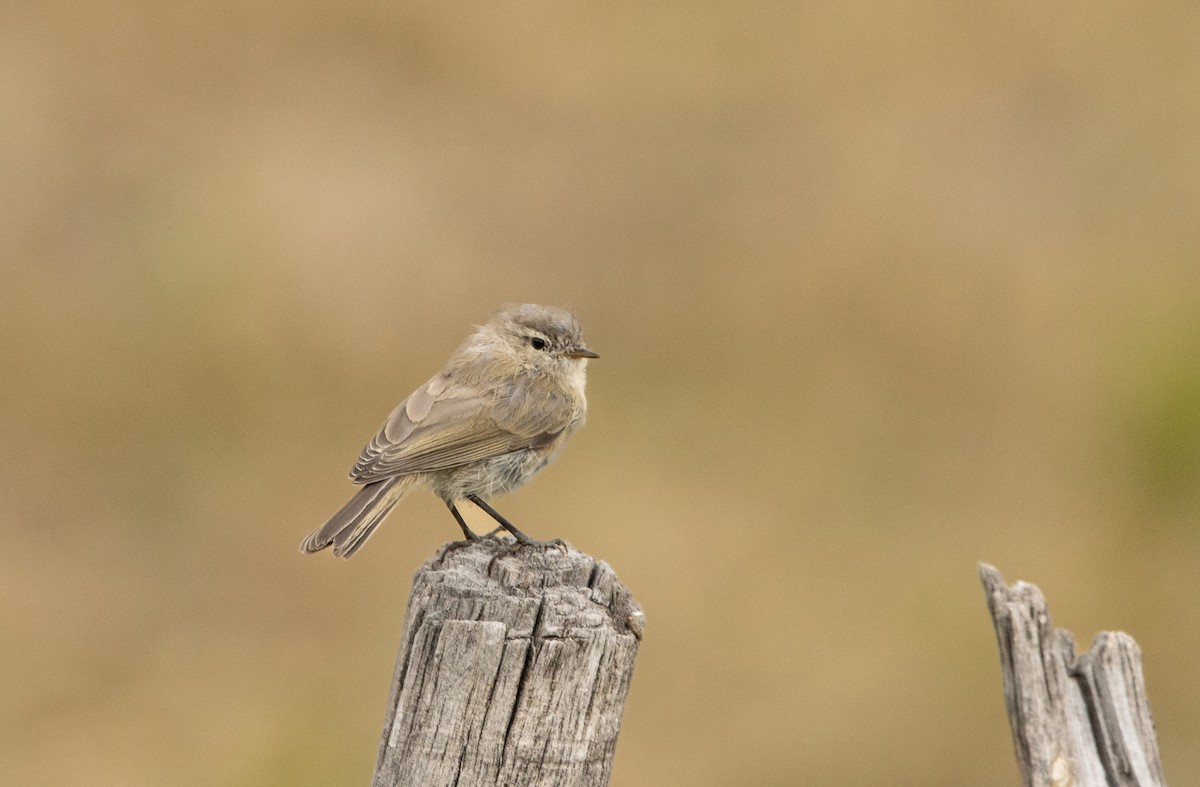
372,538 -> 644,787
980,563 -> 1166,787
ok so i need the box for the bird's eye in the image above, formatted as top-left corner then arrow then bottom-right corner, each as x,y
529,337 -> 547,351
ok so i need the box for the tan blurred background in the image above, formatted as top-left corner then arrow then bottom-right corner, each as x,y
3,2 -> 1199,785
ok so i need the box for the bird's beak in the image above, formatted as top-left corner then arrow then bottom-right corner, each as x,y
566,348 -> 600,359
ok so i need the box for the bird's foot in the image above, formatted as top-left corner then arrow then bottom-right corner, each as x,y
497,534 -> 568,553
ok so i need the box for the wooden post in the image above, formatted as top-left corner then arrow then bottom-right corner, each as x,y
372,537 -> 644,787
979,563 -> 1167,787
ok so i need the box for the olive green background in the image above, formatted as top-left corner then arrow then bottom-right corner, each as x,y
4,3 -> 1199,785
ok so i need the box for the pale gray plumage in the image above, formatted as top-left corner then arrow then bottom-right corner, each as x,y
301,304 -> 597,558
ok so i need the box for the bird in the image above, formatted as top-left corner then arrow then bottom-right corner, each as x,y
300,304 -> 598,558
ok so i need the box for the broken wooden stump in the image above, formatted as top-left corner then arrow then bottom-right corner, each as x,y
979,563 -> 1166,787
372,537 -> 644,787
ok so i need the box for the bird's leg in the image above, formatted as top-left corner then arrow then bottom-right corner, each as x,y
466,495 -> 536,544
446,501 -> 481,541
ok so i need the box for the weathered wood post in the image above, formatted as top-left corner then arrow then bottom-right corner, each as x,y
372,537 -> 644,787
979,563 -> 1167,787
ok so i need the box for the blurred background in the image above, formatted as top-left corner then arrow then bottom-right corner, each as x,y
3,2 -> 1199,785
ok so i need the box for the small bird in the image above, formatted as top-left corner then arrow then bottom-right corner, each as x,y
300,304 -> 598,558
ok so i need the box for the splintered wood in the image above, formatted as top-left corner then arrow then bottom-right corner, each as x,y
373,539 -> 643,787
980,563 -> 1166,787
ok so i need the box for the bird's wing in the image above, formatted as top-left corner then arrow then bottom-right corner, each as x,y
349,373 -> 575,483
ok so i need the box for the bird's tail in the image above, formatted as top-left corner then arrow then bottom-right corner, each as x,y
300,477 -> 414,558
